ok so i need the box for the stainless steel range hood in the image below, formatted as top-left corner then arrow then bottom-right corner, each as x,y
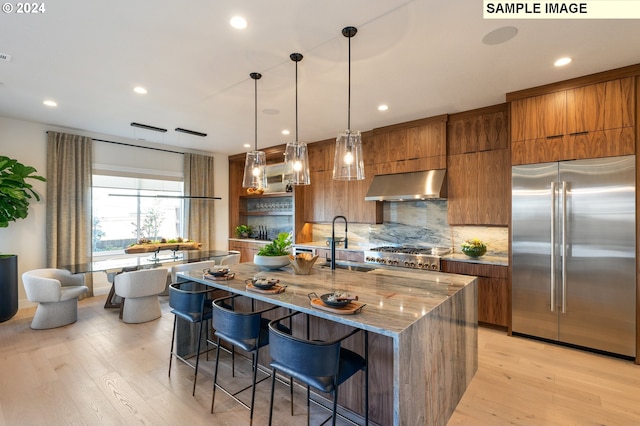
364,169 -> 447,201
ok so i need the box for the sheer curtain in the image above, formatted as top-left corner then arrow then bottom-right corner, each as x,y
183,153 -> 216,251
46,132 -> 94,296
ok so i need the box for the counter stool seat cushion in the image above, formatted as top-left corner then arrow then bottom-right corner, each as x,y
22,268 -> 88,330
114,268 -> 167,323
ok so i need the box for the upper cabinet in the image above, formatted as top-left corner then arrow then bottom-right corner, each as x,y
510,76 -> 636,165
448,105 -> 509,155
369,115 -> 447,172
447,104 -> 510,225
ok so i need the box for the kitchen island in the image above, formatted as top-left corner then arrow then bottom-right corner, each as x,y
178,262 -> 477,426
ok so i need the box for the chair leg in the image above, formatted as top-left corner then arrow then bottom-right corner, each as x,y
192,318 -> 204,396
290,376 -> 294,416
332,388 -> 338,426
168,316 -> 177,377
307,385 -> 311,426
249,351 -> 259,426
268,367 -> 277,425
211,337 -> 222,413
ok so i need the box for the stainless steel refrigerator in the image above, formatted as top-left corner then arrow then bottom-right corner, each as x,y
512,155 -> 636,357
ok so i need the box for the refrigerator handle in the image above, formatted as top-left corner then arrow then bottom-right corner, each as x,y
550,181 -> 556,312
561,181 -> 567,314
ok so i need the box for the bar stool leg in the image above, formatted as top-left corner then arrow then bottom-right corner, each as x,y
168,316 -> 177,376
211,337 -> 222,413
192,317 -> 204,396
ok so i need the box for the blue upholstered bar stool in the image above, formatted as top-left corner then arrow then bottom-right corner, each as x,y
168,280 -> 216,396
267,311 -> 369,426
210,294 -> 286,425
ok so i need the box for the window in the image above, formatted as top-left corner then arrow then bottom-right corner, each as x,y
92,175 -> 184,255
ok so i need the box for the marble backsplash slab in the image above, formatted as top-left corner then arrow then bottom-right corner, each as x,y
309,200 -> 508,257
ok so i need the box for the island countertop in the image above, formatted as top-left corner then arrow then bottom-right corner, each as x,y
178,262 -> 477,426
178,262 -> 476,337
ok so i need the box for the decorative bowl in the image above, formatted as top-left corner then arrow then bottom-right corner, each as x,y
461,246 -> 487,257
288,254 -> 319,275
253,254 -> 290,270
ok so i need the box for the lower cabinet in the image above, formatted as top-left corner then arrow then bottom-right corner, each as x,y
441,260 -> 509,328
228,240 -> 267,263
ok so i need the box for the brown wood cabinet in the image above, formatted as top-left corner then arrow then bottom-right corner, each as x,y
441,260 -> 509,328
304,135 -> 382,224
510,76 -> 636,165
447,104 -> 510,225
228,239 -> 267,263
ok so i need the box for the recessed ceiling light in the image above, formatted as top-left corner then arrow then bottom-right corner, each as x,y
243,143 -> 251,148
230,16 -> 247,29
43,99 -> 57,107
134,86 -> 147,94
282,129 -> 290,135
554,57 -> 572,67
378,104 -> 389,111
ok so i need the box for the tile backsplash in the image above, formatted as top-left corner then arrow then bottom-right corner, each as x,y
309,200 -> 508,256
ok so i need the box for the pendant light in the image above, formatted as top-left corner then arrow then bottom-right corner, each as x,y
284,53 -> 310,185
333,26 -> 365,181
242,72 -> 268,189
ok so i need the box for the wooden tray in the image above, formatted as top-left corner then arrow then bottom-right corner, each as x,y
309,297 -> 365,314
246,283 -> 287,294
125,241 -> 202,254
203,272 -> 235,281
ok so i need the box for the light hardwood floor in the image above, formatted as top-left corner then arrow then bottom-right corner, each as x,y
1,295 -> 640,425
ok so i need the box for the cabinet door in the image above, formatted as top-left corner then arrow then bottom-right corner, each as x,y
477,149 -> 510,225
447,153 -> 477,224
479,109 -> 509,151
410,121 -> 447,158
387,128 -> 408,162
511,92 -> 565,141
447,115 -> 481,155
309,141 -> 334,172
566,77 -> 635,134
478,277 -> 509,326
304,170 -> 326,222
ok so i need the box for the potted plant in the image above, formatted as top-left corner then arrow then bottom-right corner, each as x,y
234,224 -> 252,238
253,232 -> 292,270
0,156 -> 46,322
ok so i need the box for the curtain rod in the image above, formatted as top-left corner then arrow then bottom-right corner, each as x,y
92,138 -> 185,155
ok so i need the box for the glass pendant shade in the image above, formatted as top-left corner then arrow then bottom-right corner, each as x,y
333,26 -> 365,181
285,141 -> 310,185
242,150 -> 267,188
333,130 -> 364,180
284,52 -> 310,186
241,72 -> 267,189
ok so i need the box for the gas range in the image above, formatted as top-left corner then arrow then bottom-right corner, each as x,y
364,246 -> 452,271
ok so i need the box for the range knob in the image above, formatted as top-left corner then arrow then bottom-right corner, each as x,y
390,259 -> 399,265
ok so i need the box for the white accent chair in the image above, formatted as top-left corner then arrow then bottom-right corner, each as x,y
22,269 -> 89,330
169,260 -> 217,283
219,251 -> 241,265
114,268 -> 168,324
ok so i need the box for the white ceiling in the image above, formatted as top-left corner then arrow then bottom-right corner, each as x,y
1,0 -> 639,155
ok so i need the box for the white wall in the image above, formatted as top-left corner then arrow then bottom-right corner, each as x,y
0,116 -> 229,309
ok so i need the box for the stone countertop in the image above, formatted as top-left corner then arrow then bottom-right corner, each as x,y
443,253 -> 509,266
179,261 -> 476,338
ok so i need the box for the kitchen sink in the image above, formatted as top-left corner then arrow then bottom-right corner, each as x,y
320,262 -> 377,273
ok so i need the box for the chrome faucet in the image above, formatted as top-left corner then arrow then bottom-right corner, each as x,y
331,215 -> 348,270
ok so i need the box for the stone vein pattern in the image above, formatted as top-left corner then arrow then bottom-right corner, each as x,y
310,200 -> 508,258
180,262 -> 477,426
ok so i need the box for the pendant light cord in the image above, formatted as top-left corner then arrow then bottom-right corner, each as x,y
295,59 -> 299,142
250,72 -> 262,152
254,76 -> 258,151
342,26 -> 357,131
348,34 -> 351,131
